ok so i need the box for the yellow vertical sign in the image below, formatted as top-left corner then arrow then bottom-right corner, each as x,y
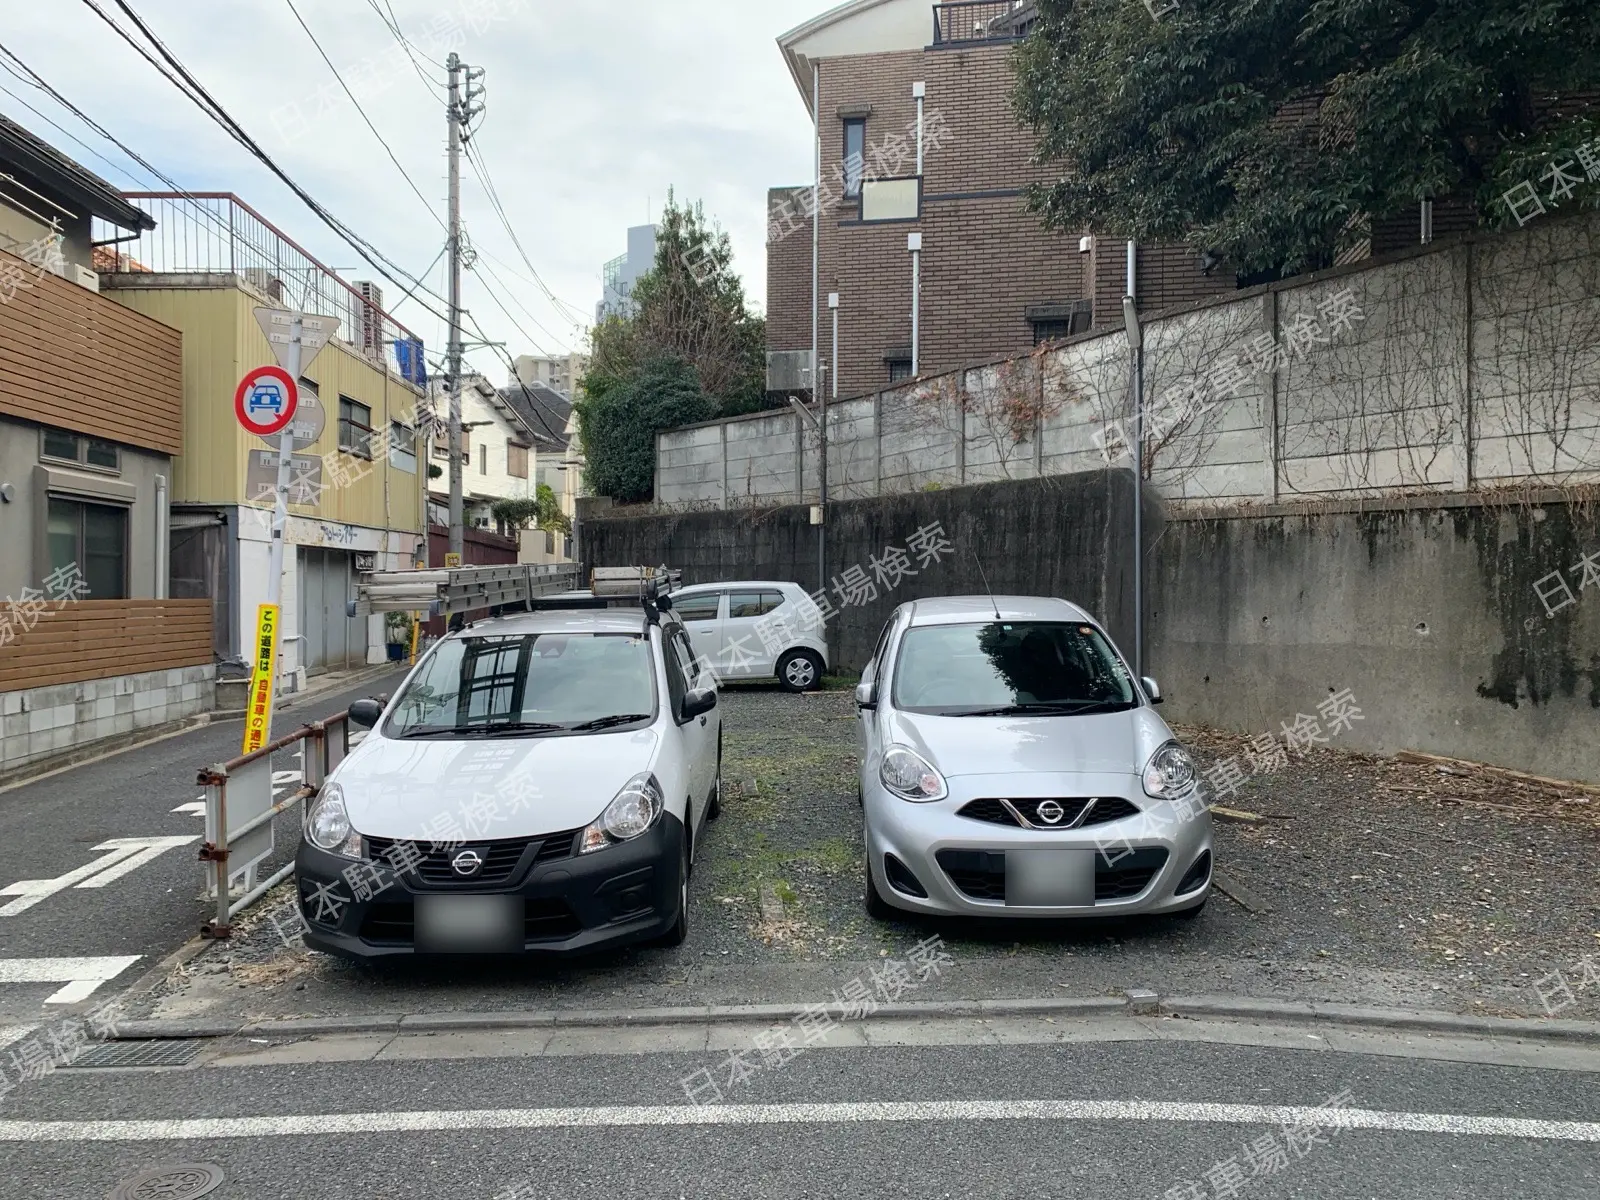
242,603 -> 280,755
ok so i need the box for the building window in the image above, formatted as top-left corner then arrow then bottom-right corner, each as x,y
507,443 -> 529,479
389,421 -> 415,457
47,497 -> 127,600
1032,319 -> 1072,345
887,359 -> 913,383
1027,302 -> 1093,345
338,397 -> 373,458
843,118 -> 866,196
40,427 -> 120,473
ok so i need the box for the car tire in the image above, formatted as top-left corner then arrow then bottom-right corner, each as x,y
864,855 -> 896,921
708,731 -> 723,821
777,649 -> 823,693
658,833 -> 690,947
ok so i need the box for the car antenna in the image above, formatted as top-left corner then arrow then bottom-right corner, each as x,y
971,550 -> 1002,621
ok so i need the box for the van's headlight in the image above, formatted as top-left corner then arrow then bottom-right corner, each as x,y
306,783 -> 362,857
580,772 -> 664,853
880,746 -> 947,802
1142,741 -> 1197,798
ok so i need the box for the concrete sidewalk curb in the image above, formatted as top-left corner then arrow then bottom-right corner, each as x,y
107,992 -> 1600,1046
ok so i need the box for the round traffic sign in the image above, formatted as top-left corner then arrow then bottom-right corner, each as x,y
235,366 -> 299,438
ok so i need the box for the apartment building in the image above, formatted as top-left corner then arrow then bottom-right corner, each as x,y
595,223 -> 658,322
511,352 -> 588,398
768,0 -> 1236,400
100,193 -> 427,690
0,117 -> 212,771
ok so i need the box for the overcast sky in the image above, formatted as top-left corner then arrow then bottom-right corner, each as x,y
2,0 -> 822,374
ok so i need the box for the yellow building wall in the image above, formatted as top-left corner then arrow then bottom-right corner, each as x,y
110,283 -> 425,535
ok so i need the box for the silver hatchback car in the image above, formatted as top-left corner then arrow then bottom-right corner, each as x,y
857,596 -> 1212,920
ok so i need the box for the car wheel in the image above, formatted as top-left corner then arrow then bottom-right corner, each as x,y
864,855 -> 895,921
708,731 -> 723,821
658,833 -> 690,947
777,649 -> 823,693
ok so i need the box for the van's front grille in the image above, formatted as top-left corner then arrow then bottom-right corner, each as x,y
365,829 -> 581,887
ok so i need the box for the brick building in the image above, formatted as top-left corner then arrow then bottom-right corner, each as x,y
766,0 -> 1237,401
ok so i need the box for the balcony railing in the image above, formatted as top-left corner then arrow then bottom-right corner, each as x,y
90,193 -> 426,386
932,0 -> 1035,45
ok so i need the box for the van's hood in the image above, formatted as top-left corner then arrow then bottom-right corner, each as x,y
885,707 -> 1174,778
329,728 -> 661,840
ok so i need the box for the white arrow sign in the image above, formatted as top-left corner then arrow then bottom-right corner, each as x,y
253,308 -> 340,372
0,837 -> 199,916
0,956 -> 142,1005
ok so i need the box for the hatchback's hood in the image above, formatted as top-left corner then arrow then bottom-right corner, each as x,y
885,707 -> 1174,778
329,728 -> 660,840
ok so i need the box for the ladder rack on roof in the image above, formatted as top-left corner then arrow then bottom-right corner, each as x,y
347,563 -> 681,620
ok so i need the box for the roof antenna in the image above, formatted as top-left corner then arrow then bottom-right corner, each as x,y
971,549 -> 1002,622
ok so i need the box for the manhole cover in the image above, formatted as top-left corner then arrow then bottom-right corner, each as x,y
107,1163 -> 223,1200
65,1040 -> 204,1069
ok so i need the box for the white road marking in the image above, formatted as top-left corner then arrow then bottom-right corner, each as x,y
0,956 -> 141,1005
0,1100 -> 1593,1143
171,801 -> 207,818
0,838 -> 199,915
0,1025 -> 37,1051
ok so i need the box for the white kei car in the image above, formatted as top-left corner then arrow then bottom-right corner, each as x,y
295,586 -> 721,959
670,580 -> 830,692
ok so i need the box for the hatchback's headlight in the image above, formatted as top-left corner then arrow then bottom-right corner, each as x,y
880,745 -> 947,802
1142,741 -> 1197,798
306,782 -> 362,857
580,772 -> 665,854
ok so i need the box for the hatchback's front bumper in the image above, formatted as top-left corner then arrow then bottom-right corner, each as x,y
294,815 -> 686,960
864,771 -> 1212,918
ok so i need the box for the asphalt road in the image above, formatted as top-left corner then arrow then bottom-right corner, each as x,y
0,669 -> 407,1023
0,1030 -> 1596,1198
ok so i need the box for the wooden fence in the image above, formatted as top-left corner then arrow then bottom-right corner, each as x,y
0,599 -> 212,692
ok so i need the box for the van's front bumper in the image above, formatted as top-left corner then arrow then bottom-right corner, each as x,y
294,815 -> 685,960
864,771 -> 1212,918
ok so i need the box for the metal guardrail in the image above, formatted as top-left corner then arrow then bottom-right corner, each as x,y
932,0 -> 1032,44
196,708 -> 359,938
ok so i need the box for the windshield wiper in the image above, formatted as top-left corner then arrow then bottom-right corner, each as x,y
471,721 -> 566,737
566,713 -> 652,732
949,701 -> 1130,717
397,726 -> 470,739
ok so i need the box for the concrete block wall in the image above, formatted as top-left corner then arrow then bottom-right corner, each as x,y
0,664 -> 216,774
667,212 -> 1600,510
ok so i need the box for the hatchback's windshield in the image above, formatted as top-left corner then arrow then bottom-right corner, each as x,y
384,632 -> 656,737
892,621 -> 1137,715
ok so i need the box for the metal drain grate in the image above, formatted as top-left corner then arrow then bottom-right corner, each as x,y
107,1163 -> 224,1200
64,1039 -> 204,1069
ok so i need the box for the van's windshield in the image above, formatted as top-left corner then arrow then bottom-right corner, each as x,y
383,632 -> 657,738
892,621 -> 1138,716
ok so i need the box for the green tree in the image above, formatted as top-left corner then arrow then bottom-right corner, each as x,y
573,356 -> 715,503
491,483 -> 570,536
1013,0 -> 1600,278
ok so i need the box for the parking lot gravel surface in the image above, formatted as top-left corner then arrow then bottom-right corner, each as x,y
137,683 -> 1600,1025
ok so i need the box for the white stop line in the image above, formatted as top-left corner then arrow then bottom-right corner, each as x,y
0,837 -> 198,916
0,1100 -> 1595,1143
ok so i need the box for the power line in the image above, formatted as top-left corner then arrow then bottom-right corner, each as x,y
83,0 -> 455,328
280,0 -> 443,230
366,0 -> 446,96
471,247 -> 564,352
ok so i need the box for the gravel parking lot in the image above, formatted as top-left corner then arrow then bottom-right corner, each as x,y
142,683 -> 1600,1024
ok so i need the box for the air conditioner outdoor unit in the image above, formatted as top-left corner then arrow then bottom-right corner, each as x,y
71,264 -> 100,292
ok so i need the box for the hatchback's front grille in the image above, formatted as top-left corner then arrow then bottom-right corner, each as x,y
956,797 -> 1139,829
366,829 -> 581,887
935,846 -> 1170,903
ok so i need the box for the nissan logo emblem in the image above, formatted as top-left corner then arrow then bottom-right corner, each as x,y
1035,800 -> 1066,825
451,849 -> 484,877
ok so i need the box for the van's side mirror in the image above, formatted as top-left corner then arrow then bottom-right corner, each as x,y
682,687 -> 718,720
1141,677 -> 1164,706
348,698 -> 384,728
855,681 -> 876,710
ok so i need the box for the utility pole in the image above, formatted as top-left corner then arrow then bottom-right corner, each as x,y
445,55 -> 485,564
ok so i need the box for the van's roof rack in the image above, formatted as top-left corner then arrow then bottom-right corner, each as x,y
348,563 -> 680,622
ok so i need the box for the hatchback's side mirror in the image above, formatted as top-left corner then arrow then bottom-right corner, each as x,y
1141,677 -> 1164,706
682,686 -> 718,720
855,681 -> 876,709
348,698 -> 384,728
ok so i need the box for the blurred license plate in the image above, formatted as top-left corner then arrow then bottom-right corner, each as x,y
414,895 -> 523,953
1005,849 -> 1094,907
